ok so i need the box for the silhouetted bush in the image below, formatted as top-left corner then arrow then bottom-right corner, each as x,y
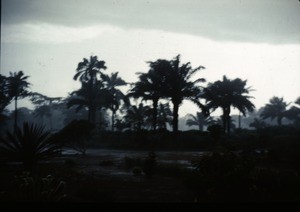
0,122 -> 61,170
54,119 -> 94,155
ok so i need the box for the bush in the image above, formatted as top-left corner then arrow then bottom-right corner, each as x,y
0,122 -> 61,170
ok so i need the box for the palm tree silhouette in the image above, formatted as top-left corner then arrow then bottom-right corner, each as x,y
128,60 -> 170,130
186,112 -> 213,131
73,56 -> 107,124
285,97 -> 300,126
101,72 -> 127,131
157,103 -> 172,130
67,81 -> 111,125
124,103 -> 151,131
202,75 -> 255,134
164,55 -> 206,132
260,96 -> 289,126
8,71 -> 30,132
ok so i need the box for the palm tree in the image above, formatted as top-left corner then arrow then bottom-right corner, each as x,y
202,75 -> 255,134
249,118 -> 267,130
164,55 -> 206,132
157,103 -> 173,130
260,97 -> 289,126
186,112 -> 213,131
67,81 -> 111,125
124,103 -> 151,131
101,72 -> 127,131
8,71 -> 30,132
285,97 -> 300,126
128,60 -> 170,131
73,56 -> 107,124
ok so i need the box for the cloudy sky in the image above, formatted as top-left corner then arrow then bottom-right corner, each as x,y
1,0 -> 300,118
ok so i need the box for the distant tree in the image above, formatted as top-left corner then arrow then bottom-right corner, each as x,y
284,96 -> 300,126
156,103 -> 173,130
260,97 -> 289,126
7,71 -> 30,132
30,92 -> 62,129
124,103 -> 151,131
0,75 -> 12,114
249,118 -> 267,130
202,76 -> 255,134
101,72 -> 127,131
186,112 -> 213,131
163,55 -> 206,132
33,105 -> 51,126
72,56 -> 107,124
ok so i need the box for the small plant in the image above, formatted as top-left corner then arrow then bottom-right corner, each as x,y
14,172 -> 66,202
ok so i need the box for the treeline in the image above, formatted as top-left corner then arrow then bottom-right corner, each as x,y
1,54 -> 300,135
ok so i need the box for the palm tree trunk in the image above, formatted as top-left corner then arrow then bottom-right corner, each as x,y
172,101 -> 179,132
152,99 -> 158,131
14,96 -> 18,133
227,115 -> 231,135
199,124 -> 203,131
238,112 -> 241,129
222,108 -> 227,133
111,110 -> 115,131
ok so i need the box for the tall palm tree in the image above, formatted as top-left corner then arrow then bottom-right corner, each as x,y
202,75 -> 255,134
73,56 -> 107,124
101,72 -> 127,131
128,60 -> 170,130
186,112 -> 213,131
164,55 -> 206,132
8,71 -> 30,132
67,81 -> 111,125
260,96 -> 289,126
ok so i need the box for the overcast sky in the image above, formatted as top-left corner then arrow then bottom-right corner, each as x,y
1,0 -> 300,118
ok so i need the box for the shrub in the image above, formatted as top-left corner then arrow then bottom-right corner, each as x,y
0,122 -> 61,170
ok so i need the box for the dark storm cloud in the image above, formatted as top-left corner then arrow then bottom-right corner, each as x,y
2,0 -> 300,44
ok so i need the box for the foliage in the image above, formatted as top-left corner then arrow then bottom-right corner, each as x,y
0,74 -> 12,113
260,96 -> 289,126
53,119 -> 94,155
202,75 -> 255,134
0,122 -> 61,169
7,71 -> 31,131
186,112 -> 213,131
13,172 -> 66,202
